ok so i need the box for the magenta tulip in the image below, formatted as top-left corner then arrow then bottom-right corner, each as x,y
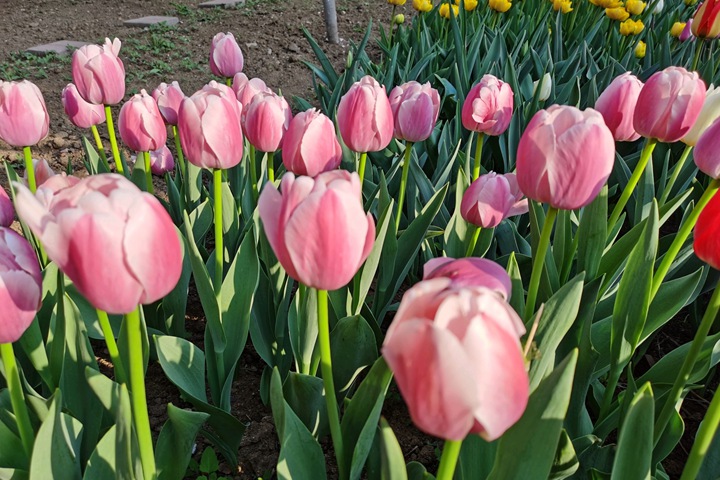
14,174 -> 182,315
178,82 -> 244,169
461,172 -> 528,228
0,80 -> 50,147
118,89 -> 167,153
258,171 -> 375,290
382,278 -> 528,441
0,189 -> 13,228
71,38 -> 125,105
633,66 -> 706,143
681,19 -> 695,41
282,109 -> 342,177
62,83 -> 105,129
0,227 -> 42,344
209,32 -> 244,78
693,117 -> 720,178
517,105 -> 615,210
461,74 -> 514,136
594,72 -> 644,142
152,81 -> 185,126
389,81 -> 441,142
336,75 -> 394,152
244,92 -> 292,153
24,158 -> 55,188
423,257 -> 512,299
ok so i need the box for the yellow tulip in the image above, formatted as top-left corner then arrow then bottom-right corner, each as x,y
589,0 -> 601,5
394,13 -> 406,23
413,0 -> 434,11
625,0 -> 645,14
606,6 -> 630,20
635,40 -> 646,58
555,0 -> 573,12
439,2 -> 460,17
670,21 -> 687,37
488,0 -> 512,12
456,0 -> 479,10
619,18 -> 644,35
599,0 -> 623,7
388,0 -> 407,5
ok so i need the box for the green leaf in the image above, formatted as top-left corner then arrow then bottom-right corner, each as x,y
354,201 -> 393,315
156,405 -> 209,480
611,383 -> 654,480
282,373 -> 328,438
0,418 -> 27,469
549,430 -> 578,480
82,426 -> 118,480
454,435 -> 497,480
406,462 -> 435,480
443,169 -> 470,258
379,418 -> 407,480
577,185 -> 607,280
80,136 -> 110,174
114,384 -> 134,480
331,316 -> 378,398
199,447 -> 219,475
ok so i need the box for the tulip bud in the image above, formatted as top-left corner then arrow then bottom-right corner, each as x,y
460,172 -> 528,228
412,0 -> 433,11
148,145 -> 175,175
71,38 -> 125,105
625,0 -> 646,14
532,73 -> 552,101
594,72 -> 644,142
0,80 -> 50,147
671,21 -> 687,37
389,81 -> 441,142
681,19 -> 695,41
388,0 -> 406,5
488,0 -> 512,12
691,0 -> 720,38
694,190 -> 720,270
281,109 -> 342,177
462,74 -> 514,136
653,0 -> 664,13
337,76 -> 394,153
606,6 -> 630,21
152,81 -> 185,126
62,83 -> 105,129
620,19 -> 644,36
394,13 -> 405,24
634,40 -> 647,58
0,188 -> 13,227
244,92 -> 292,153
118,89 -> 167,153
209,32 -> 244,78
693,117 -> 720,178
422,257 -> 512,299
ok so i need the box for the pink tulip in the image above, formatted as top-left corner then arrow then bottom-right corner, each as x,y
0,227 -> 42,344
594,72 -> 644,142
517,105 -> 615,210
282,109 -> 342,177
152,81 -> 185,126
693,117 -> 720,178
336,75 -> 394,152
382,278 -> 528,441
681,19 -> 695,41
461,172 -> 528,228
0,189 -> 13,227
62,83 -> 106,129
148,146 -> 175,175
24,158 -> 55,188
0,80 -> 50,147
232,73 -> 271,109
389,81 -> 441,142
209,32 -> 244,78
244,92 -> 292,152
118,89 -> 167,153
423,257 -> 512,299
178,81 -> 244,169
633,66 -> 706,143
14,174 -> 182,314
461,74 -> 514,136
71,38 -> 125,105
258,171 -> 375,290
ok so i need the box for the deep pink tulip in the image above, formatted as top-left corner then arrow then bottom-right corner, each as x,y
282,109 -> 342,177
71,38 -> 125,105
0,227 -> 42,344
62,83 -> 105,129
461,74 -> 514,136
517,105 -> 615,210
633,66 -> 706,143
389,81 -> 441,142
382,278 -> 528,441
693,117 -> 720,178
258,171 -> 375,290
178,81 -> 244,169
461,172 -> 528,228
118,89 -> 167,153
149,146 -> 175,175
594,72 -> 644,142
681,19 -> 695,41
0,189 -> 13,227
423,257 -> 512,299
209,32 -> 244,78
244,92 -> 292,153
336,75 -> 394,153
0,80 -> 50,147
14,174 -> 182,315
152,81 -> 185,126
24,158 -> 55,188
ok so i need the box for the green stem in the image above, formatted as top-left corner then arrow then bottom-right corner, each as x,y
126,307 -> 156,480
225,78 -> 232,87
473,132 -> 484,181
267,151 -> 275,184
213,169 -> 224,296
681,378 -> 720,480
524,206 -> 558,322
436,439 -> 463,480
389,5 -> 397,47
599,367 -> 621,420
395,142 -> 413,233
96,309 -> 127,384
0,342 -> 34,458
23,147 -> 36,193
659,144 -> 693,207
142,151 -> 154,194
317,289 -> 346,480
651,178 -> 720,298
358,152 -> 368,187
654,279 -> 720,445
692,39 -> 704,72
607,138 -> 657,232
249,145 -> 258,201
90,124 -> 109,165
171,126 -> 186,183
104,106 -> 124,175
465,225 -> 481,257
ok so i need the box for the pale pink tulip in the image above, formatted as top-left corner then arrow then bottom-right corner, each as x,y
461,172 -> 528,228
118,89 -> 167,153
389,81 -> 441,142
423,257 -> 512,299
282,109 -> 342,177
24,159 -> 55,188
244,92 -> 292,152
71,38 -> 125,105
0,80 -> 50,147
336,76 -> 394,152
62,83 -> 106,129
0,189 -> 13,227
152,81 -> 185,126
594,72 -> 644,142
209,32 -> 244,78
461,74 -> 514,136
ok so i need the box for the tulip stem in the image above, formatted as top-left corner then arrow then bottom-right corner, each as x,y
524,206 -> 558,322
213,168 -> 224,296
225,78 -> 232,87
249,145 -> 259,201
654,278 -> 720,446
358,152 -> 368,188
608,138 -> 657,232
316,288 -> 346,480
659,144 -> 693,207
22,147 -> 36,194
389,5 -> 397,48
681,373 -> 720,480
96,309 -> 127,384
692,40 -> 704,72
126,307 -> 157,480
0,342 -> 34,458
436,439 -> 463,480
104,106 -> 124,175
90,125 -> 109,167
142,151 -> 154,194
466,225 -> 481,257
473,132 -> 484,181
651,178 -> 720,298
267,152 -> 275,184
395,142 -> 413,233
171,126 -> 186,184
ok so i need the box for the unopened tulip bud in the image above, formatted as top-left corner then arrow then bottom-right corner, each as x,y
71,38 -> 125,105
0,80 -> 50,147
532,73 -> 552,102
118,89 -> 167,152
394,13 -> 405,24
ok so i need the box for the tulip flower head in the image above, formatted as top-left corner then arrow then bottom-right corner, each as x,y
606,6 -> 630,20
462,75 -> 514,136
455,0 -> 479,10
439,3 -> 460,18
461,172 -> 528,228
388,0 -> 406,5
488,0 -> 512,12
0,80 -> 50,148
691,0 -> 720,38
552,0 -> 573,13
682,85 -> 720,146
693,117 -> 720,178
118,89 -> 167,153
413,0 -> 433,11
336,76 -> 394,153
625,0 -> 646,14
152,81 -> 185,126
282,109 -> 342,177
209,32 -> 244,78
671,21 -> 687,37
635,40 -> 647,58
620,18 -> 644,35
423,257 -> 512,299
71,38 -> 125,105
148,145 -> 175,176
389,81 -> 441,142
694,190 -> 720,270
533,73 -> 553,101
681,19 -> 695,41
653,0 -> 664,12
594,72 -> 644,142
0,189 -> 13,228
24,158 -> 55,189
244,92 -> 292,153
62,83 -> 106,129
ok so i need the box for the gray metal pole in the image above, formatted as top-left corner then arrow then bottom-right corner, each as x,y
323,0 -> 339,44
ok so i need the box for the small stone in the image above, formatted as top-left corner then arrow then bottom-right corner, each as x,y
287,43 -> 301,53
26,40 -> 90,57
53,137 -> 67,149
199,0 -> 245,7
124,16 -> 179,27
245,42 -> 258,48
267,48 -> 272,55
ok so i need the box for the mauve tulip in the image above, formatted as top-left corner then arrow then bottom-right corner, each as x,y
152,81 -> 185,126
681,19 -> 695,41
423,257 -> 512,299
209,32 -> 244,78
258,171 -> 375,290
682,85 -> 720,146
0,189 -> 13,227
24,158 -> 55,188
0,227 -> 42,344
389,81 -> 441,142
282,109 -> 342,177
517,105 -> 615,210
693,117 -> 720,178
71,38 -> 125,105
0,80 -> 50,147
462,75 -> 514,136
691,0 -> 720,37
178,82 -> 244,169
62,83 -> 105,129
336,75 -> 394,152
244,92 -> 292,153
461,172 -> 528,228
694,190 -> 720,269
118,89 -> 167,153
148,146 -> 175,175
14,174 -> 182,314
594,72 -> 644,142
633,66 -> 706,143
382,278 -> 528,441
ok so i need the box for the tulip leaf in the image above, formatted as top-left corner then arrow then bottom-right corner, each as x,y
282,373 -> 328,438
611,383 -> 654,480
353,200 -> 392,316
454,435 -> 497,480
577,185 -> 607,281
0,418 -> 27,470
155,405 -> 209,480
379,418 -> 407,480
82,426 -> 118,480
549,430 -> 579,480
80,136 -> 110,175
161,230 -> 192,338
114,384 -> 135,480
331,315 -> 378,399
641,268 -> 703,342
301,27 -> 339,87
506,252 -> 525,317
288,285 -> 319,375
443,168 -> 470,259
406,462 -> 435,480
